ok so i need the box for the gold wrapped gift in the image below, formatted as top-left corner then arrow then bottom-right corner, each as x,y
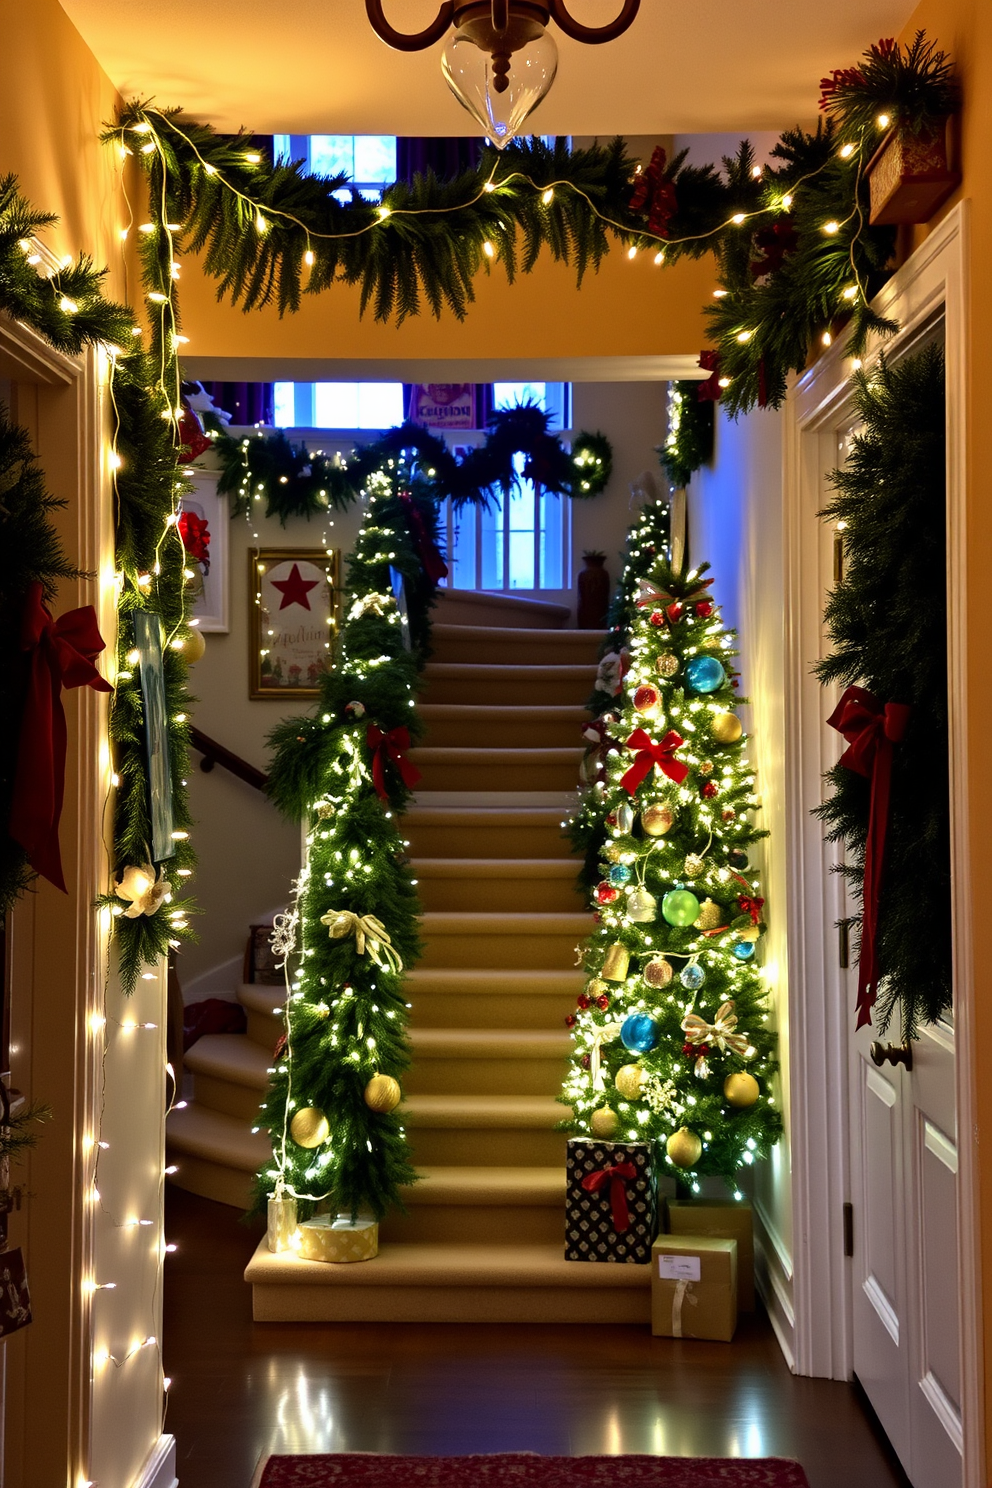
298,1215 -> 379,1264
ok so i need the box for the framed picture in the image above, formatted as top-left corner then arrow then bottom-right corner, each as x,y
249,547 -> 340,699
179,475 -> 229,633
132,609 -> 175,862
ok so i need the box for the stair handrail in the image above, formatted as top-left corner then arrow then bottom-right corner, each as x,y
189,726 -> 269,793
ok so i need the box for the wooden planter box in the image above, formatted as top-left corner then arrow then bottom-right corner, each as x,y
867,118 -> 959,225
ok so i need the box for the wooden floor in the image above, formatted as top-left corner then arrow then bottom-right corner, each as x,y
164,1188 -> 910,1488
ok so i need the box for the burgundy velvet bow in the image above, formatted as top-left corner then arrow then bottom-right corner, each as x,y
738,895 -> 765,926
827,685 -> 911,1029
620,729 -> 689,797
398,490 -> 448,584
366,724 -> 421,802
8,582 -> 112,892
581,1160 -> 638,1234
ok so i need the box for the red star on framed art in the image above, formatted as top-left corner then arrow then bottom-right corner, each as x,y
270,562 -> 320,611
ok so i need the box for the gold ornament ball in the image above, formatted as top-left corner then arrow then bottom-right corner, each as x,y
181,627 -> 206,664
656,652 -> 679,678
694,898 -> 723,930
683,853 -> 704,879
590,1106 -> 620,1138
666,1127 -> 703,1169
711,710 -> 743,744
290,1107 -> 330,1149
364,1073 -> 402,1113
641,802 -> 674,837
724,1072 -> 760,1108
614,1064 -> 645,1100
603,843 -> 623,864
643,956 -> 673,987
587,978 -> 609,999
739,925 -> 760,943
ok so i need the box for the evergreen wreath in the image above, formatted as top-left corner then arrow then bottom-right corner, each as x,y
814,347 -> 950,1036
216,405 -> 612,525
256,471 -> 445,1219
660,381 -> 715,490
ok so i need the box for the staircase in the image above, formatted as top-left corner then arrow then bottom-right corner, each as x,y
169,588 -> 652,1322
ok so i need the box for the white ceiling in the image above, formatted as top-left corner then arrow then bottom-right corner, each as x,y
62,0 -> 917,137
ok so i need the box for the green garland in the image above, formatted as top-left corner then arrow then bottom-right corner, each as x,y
216,406 -> 612,525
814,347 -> 950,1035
256,471 -> 444,1220
660,381 -> 715,490
0,176 -> 198,988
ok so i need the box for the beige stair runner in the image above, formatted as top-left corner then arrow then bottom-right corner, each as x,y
168,587 -> 652,1321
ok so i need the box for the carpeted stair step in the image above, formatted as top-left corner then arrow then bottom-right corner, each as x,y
403,1028 -> 571,1096
403,1093 -> 566,1166
404,806 -> 574,859
383,1165 -> 566,1246
239,982 -> 285,1049
419,911 -> 590,969
433,588 -> 569,629
420,662 -> 596,707
245,1240 -> 651,1323
430,625 -> 603,667
419,703 -> 587,750
409,745 -> 583,793
186,1033 -> 272,1121
167,1102 -> 270,1209
413,858 -> 580,913
404,968 -> 581,1028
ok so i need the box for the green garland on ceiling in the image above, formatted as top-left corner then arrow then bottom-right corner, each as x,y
0,177 -> 198,989
215,406 -> 612,525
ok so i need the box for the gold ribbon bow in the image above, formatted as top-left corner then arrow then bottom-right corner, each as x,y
319,909 -> 403,974
681,1000 -> 749,1056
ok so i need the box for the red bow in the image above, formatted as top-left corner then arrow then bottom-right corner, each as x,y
697,349 -> 723,402
581,1160 -> 638,1234
629,147 -> 678,238
8,583 -> 112,892
827,685 -> 911,1029
366,724 -> 421,802
398,491 -> 448,584
738,895 -> 765,925
620,729 -> 689,796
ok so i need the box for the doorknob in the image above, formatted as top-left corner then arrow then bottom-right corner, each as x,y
870,1041 -> 913,1072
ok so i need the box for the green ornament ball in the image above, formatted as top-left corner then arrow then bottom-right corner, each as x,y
661,888 -> 701,926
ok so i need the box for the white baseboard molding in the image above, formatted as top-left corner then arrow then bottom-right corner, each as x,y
753,1203 -> 796,1373
134,1434 -> 177,1488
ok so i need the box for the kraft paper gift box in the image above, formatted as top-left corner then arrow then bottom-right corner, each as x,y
651,1235 -> 737,1341
666,1197 -> 755,1310
565,1138 -> 657,1264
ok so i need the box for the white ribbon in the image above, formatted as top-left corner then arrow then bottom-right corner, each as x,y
671,1278 -> 698,1338
590,1021 -> 623,1090
681,999 -> 749,1056
319,909 -> 403,974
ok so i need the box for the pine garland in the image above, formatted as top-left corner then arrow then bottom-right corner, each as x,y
560,558 -> 779,1187
660,381 -> 715,490
814,347 -> 950,1035
217,406 -> 612,525
256,471 -> 444,1219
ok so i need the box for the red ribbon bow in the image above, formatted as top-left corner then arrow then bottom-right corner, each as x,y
738,895 -> 765,926
827,685 -> 911,1029
581,1160 -> 638,1234
697,349 -> 723,402
620,729 -> 689,797
398,491 -> 448,584
366,724 -> 421,802
8,582 -> 113,892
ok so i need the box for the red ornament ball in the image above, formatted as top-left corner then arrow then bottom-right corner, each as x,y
596,993 -> 611,1011
649,610 -> 665,627
722,806 -> 737,821
565,1014 -> 577,1028
592,911 -> 603,924
581,1053 -> 591,1070
595,881 -> 619,905
666,601 -> 683,623
695,600 -> 714,618
701,781 -> 719,799
606,811 -> 618,827
633,684 -> 660,712
577,992 -> 591,1010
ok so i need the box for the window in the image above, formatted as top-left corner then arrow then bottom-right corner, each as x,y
272,135 -> 397,202
273,382 -> 405,430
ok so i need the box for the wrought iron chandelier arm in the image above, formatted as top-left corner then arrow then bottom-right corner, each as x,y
365,0 -> 455,51
548,0 -> 640,43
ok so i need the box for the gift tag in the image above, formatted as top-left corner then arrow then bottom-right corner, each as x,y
658,1253 -> 701,1281
0,1249 -> 32,1337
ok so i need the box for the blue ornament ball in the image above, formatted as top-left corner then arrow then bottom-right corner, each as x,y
685,655 -> 726,694
732,940 -> 756,961
680,962 -> 706,991
662,888 -> 701,926
620,1012 -> 660,1054
609,863 -> 632,887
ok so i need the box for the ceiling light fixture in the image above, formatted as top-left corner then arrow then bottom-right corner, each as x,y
365,0 -> 641,148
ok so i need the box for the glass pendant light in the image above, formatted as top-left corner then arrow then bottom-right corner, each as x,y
441,5 -> 558,149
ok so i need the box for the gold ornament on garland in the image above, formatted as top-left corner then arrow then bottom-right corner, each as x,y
586,978 -> 609,999
614,1064 -> 645,1100
724,1072 -> 760,1108
711,710 -> 743,744
181,627 -> 206,664
590,1106 -> 620,1138
666,1127 -> 703,1169
641,802 -> 674,837
364,1073 -> 402,1113
290,1107 -> 330,1149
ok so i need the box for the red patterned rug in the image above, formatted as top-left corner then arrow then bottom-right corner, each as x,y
256,1455 -> 811,1487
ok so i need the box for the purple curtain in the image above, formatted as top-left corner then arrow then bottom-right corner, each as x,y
397,137 -> 483,183
199,381 -> 274,426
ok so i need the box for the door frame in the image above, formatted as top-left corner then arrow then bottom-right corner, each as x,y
784,203 -> 981,1483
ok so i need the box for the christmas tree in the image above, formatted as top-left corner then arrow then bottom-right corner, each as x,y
560,558 -> 782,1191
255,464 -> 445,1221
